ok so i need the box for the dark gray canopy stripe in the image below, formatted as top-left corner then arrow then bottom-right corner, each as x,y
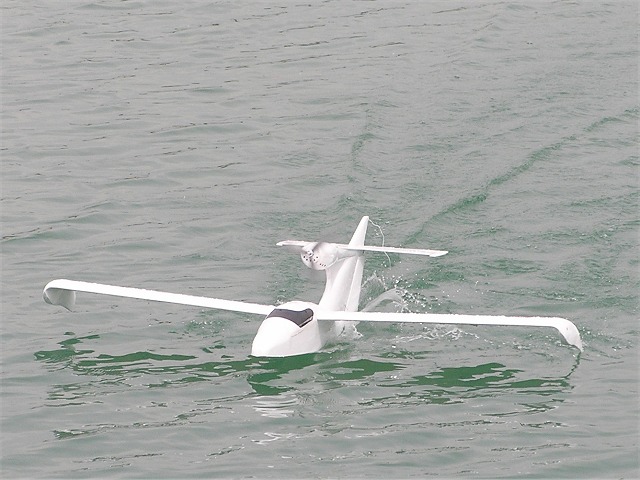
266,308 -> 314,327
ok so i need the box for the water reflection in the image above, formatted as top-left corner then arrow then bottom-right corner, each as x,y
379,362 -> 571,403
35,329 -> 579,439
252,393 -> 298,418
35,331 -> 577,396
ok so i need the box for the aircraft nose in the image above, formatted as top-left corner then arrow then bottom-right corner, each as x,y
251,316 -> 300,357
250,304 -> 322,357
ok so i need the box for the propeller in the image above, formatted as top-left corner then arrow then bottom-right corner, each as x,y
300,242 -> 356,270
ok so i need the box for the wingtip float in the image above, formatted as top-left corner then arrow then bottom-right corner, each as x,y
43,216 -> 583,356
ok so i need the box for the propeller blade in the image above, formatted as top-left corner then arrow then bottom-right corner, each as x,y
276,240 -> 310,247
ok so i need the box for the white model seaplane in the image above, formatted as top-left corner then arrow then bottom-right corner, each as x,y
43,216 -> 583,356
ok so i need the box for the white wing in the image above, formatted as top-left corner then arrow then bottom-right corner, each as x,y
316,310 -> 583,351
43,279 -> 274,315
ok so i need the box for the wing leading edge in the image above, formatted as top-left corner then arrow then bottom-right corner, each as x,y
43,279 -> 274,315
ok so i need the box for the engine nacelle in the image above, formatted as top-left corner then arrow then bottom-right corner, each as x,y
301,242 -> 341,270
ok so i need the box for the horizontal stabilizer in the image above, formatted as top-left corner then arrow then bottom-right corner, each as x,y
315,310 -> 583,351
345,244 -> 447,257
43,279 -> 274,315
277,241 -> 447,258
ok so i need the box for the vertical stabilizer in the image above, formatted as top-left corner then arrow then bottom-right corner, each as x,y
319,216 -> 369,312
349,216 -> 369,248
344,216 -> 368,311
